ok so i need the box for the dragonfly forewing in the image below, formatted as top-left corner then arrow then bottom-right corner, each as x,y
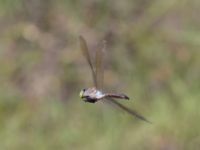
79,36 -> 97,87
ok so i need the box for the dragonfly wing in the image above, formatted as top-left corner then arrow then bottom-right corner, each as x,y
95,40 -> 106,90
105,97 -> 151,123
79,36 -> 97,87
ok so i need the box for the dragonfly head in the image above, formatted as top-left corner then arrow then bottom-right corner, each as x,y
79,88 -> 86,99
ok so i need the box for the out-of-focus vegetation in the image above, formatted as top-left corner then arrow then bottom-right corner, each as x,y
0,0 -> 199,149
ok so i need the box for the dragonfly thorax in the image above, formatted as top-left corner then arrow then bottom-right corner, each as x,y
80,87 -> 105,103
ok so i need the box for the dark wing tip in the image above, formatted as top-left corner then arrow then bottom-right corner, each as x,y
121,94 -> 129,100
125,95 -> 130,100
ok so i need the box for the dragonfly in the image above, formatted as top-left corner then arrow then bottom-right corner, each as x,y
79,35 -> 151,123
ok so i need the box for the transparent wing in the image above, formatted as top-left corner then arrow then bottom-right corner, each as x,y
95,40 -> 106,90
79,36 -> 97,87
105,97 -> 151,123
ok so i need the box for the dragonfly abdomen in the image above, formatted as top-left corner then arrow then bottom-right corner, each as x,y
104,93 -> 129,100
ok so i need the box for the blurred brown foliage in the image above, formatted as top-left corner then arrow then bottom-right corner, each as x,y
0,0 -> 199,149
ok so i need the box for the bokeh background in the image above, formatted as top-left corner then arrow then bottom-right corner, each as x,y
0,0 -> 199,149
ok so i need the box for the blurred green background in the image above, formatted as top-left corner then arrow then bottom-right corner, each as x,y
0,0 -> 199,149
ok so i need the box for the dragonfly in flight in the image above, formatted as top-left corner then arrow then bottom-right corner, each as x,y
79,36 -> 151,123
